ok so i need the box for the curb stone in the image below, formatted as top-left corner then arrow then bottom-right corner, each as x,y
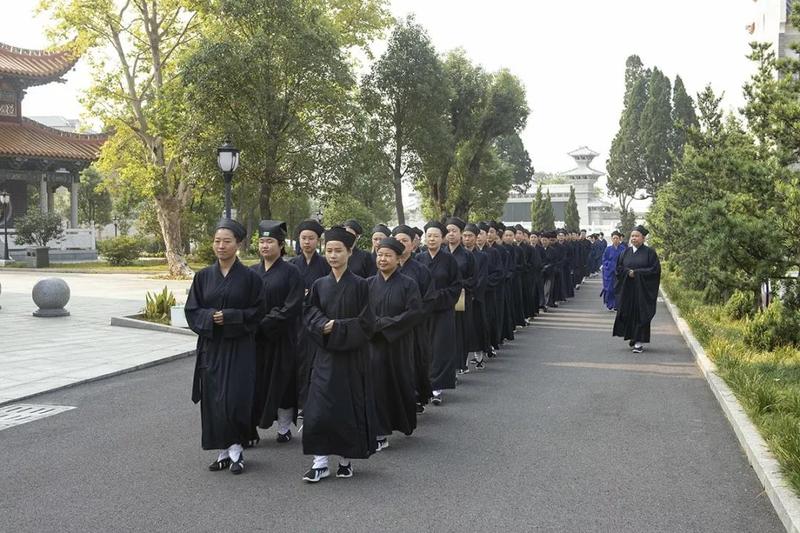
0,350 -> 195,408
660,287 -> 800,533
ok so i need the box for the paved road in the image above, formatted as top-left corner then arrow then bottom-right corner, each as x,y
0,278 -> 782,532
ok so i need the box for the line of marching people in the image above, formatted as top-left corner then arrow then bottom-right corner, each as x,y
184,217 -> 596,482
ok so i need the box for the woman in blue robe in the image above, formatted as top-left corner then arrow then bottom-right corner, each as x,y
601,230 -> 626,311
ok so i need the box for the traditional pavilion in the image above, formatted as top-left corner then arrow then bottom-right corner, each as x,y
0,42 -> 105,230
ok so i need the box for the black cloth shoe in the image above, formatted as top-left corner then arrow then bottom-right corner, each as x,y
296,409 -> 304,420
431,395 -> 442,405
208,457 -> 231,472
276,430 -> 292,443
229,453 -> 244,475
336,463 -> 353,478
416,402 -> 425,414
632,344 -> 644,354
475,360 -> 485,370
629,339 -> 636,347
303,466 -> 330,483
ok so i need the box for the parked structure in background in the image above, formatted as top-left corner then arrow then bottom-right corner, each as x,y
0,42 -> 106,262
502,147 -> 619,232
748,0 -> 800,59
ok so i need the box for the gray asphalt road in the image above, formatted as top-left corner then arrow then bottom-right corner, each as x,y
0,278 -> 782,533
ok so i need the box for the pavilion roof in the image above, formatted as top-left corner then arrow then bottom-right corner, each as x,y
0,43 -> 79,86
0,118 -> 106,161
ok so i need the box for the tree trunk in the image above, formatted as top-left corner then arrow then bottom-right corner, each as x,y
259,181 -> 273,220
393,166 -> 405,224
155,194 -> 193,278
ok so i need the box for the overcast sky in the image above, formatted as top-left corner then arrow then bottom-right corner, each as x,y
2,0 -> 757,174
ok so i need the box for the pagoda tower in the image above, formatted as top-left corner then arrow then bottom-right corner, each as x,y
563,146 -> 604,227
0,43 -> 106,229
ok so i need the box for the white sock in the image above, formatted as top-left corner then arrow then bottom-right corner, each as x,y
433,390 -> 442,397
227,443 -> 243,462
338,456 -> 350,467
277,408 -> 294,434
475,352 -> 484,363
312,455 -> 329,470
217,450 -> 229,462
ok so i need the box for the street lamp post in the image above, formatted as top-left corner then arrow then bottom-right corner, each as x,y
112,216 -> 119,237
0,191 -> 11,263
216,140 -> 240,220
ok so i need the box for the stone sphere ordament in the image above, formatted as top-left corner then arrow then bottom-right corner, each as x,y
32,277 -> 71,317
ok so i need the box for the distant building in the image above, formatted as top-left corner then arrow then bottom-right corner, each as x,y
748,0 -> 800,59
0,42 -> 106,261
28,116 -> 81,133
502,147 -> 619,232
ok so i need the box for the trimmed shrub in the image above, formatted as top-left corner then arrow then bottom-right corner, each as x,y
744,300 -> 800,351
97,236 -> 143,266
725,290 -> 756,320
192,240 -> 217,265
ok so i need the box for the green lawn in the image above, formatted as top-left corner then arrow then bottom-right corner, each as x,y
662,268 -> 800,494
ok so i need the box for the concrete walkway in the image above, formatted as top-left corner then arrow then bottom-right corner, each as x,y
0,276 -> 783,532
0,271 -> 195,405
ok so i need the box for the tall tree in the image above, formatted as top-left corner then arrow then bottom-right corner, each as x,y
182,0 -> 390,223
672,75 -> 698,161
607,55 -> 649,219
530,184 -> 546,230
361,16 -> 448,224
639,68 -> 674,197
78,167 -> 112,227
564,186 -> 580,232
542,190 -> 556,231
40,0 -> 204,276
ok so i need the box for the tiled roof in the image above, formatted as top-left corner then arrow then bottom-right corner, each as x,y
0,118 -> 106,161
0,43 -> 78,84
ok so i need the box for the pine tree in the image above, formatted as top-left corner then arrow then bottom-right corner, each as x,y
564,186 -> 580,232
639,68 -> 674,197
672,75 -> 698,161
530,184 -> 545,230
543,190 -> 556,231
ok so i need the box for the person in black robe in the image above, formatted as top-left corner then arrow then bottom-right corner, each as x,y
412,227 -> 424,256
344,219 -> 377,278
529,232 -> 545,312
541,231 -> 561,309
289,219 -> 330,413
478,222 -> 503,355
185,219 -> 266,475
613,225 -> 661,354
250,220 -> 304,445
416,221 -> 462,405
503,227 -> 526,328
463,223 -> 490,369
515,225 -> 535,321
445,216 -> 475,374
370,224 -> 391,267
492,222 -> 516,343
368,237 -> 423,450
393,225 -> 436,411
302,226 -> 377,483
554,230 -> 570,302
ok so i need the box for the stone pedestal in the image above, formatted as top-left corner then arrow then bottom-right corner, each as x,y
32,277 -> 70,317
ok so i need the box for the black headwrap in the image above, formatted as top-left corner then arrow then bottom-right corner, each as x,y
413,227 -> 424,238
497,222 -> 507,233
477,222 -> 490,233
377,237 -> 405,256
556,229 -> 567,236
392,224 -> 416,240
297,219 -> 324,237
463,223 -> 480,235
215,218 -> 246,242
372,224 -> 391,237
632,225 -> 649,236
424,220 -> 447,236
343,219 -> 364,235
323,225 -> 357,249
257,220 -> 287,241
445,216 -> 466,231
611,230 -> 623,238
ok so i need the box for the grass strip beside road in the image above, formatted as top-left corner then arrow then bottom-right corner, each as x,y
662,268 -> 800,495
